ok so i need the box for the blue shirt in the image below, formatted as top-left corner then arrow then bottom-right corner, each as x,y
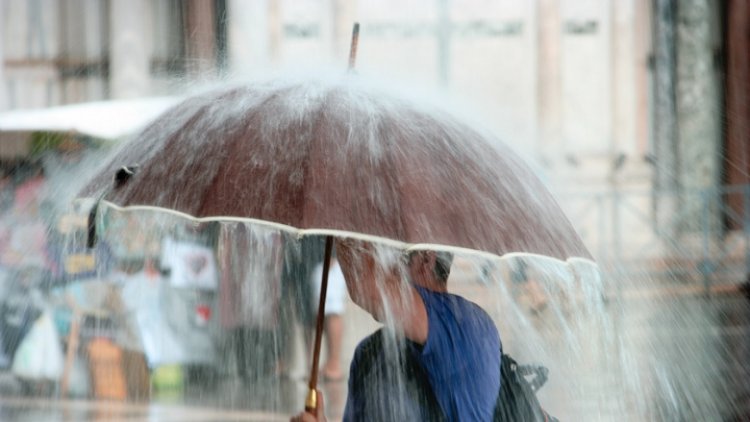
343,286 -> 502,421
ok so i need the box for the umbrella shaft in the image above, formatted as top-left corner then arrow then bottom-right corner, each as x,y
309,236 -> 334,394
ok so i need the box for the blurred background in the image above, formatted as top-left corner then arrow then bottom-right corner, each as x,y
0,0 -> 748,421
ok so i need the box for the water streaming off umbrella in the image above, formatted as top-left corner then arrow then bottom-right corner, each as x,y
0,75 -> 746,421
89,203 -> 615,420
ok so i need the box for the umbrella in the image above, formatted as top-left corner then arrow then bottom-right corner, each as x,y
81,84 -> 588,259
79,70 -> 591,415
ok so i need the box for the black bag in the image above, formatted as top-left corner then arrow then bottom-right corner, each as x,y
354,329 -> 558,421
494,354 -> 558,422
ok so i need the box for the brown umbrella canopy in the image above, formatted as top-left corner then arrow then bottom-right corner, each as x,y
82,77 -> 590,260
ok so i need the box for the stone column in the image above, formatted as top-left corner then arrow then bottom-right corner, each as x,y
651,0 -> 679,236
185,0 -> 217,78
227,0 -> 270,76
675,0 -> 722,233
268,0 -> 282,64
436,0 -> 451,87
634,0 -> 651,156
110,0 -> 150,99
0,0 -> 6,111
536,0 -> 562,150
610,0 -> 636,158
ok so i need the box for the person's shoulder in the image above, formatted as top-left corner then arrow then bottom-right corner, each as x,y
446,290 -> 489,313
353,329 -> 384,356
350,329 -> 386,379
448,294 -> 499,336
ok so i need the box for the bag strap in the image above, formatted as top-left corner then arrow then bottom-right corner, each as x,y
517,363 -> 549,392
495,353 -> 556,422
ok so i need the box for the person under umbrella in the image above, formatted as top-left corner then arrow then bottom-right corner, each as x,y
80,66 -> 591,420
292,241 -> 501,422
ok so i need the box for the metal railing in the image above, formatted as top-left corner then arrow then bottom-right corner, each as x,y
559,184 -> 750,294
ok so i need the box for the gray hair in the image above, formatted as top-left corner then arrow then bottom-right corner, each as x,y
433,251 -> 453,282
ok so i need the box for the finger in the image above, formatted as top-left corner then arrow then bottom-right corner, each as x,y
289,412 -> 316,422
316,389 -> 325,420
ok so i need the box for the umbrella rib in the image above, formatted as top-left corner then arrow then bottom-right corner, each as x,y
299,87 -> 339,231
385,109 -> 416,244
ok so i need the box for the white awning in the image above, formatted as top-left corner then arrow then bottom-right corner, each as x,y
0,97 -> 179,140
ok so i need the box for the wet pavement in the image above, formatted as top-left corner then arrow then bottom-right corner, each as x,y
0,372 -> 348,422
0,396 -> 288,421
0,303 -> 373,422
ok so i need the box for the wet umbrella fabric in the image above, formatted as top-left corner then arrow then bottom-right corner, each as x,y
81,77 -> 589,261
80,77 -> 591,414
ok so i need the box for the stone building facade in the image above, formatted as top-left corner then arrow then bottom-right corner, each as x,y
1,0 -> 747,271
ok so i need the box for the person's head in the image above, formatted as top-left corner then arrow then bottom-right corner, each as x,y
406,250 -> 454,290
337,239 -> 455,321
336,240 -> 378,313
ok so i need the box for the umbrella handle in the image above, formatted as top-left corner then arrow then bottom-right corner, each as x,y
306,236 -> 334,413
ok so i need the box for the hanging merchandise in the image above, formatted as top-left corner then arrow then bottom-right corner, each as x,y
160,238 -> 218,290
11,311 -> 64,381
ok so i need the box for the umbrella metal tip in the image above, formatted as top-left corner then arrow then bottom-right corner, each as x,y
348,22 -> 361,72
